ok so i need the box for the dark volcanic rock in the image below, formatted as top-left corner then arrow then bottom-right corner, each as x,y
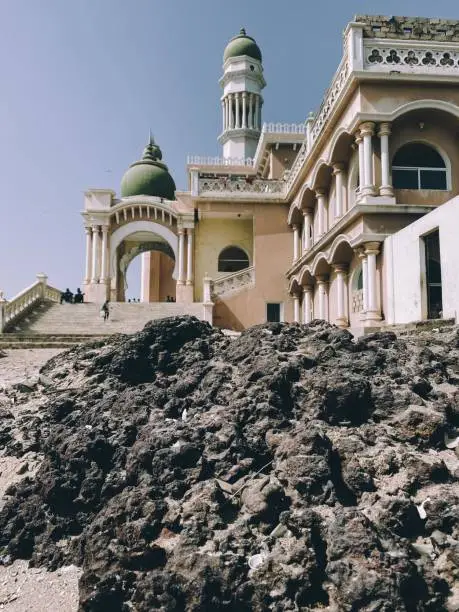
0,316 -> 458,611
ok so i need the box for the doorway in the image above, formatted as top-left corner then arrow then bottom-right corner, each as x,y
424,230 -> 442,319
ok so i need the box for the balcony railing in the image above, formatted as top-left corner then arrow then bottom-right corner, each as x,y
363,41 -> 459,75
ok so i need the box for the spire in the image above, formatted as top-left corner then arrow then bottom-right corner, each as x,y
142,131 -> 162,162
240,27 -> 246,36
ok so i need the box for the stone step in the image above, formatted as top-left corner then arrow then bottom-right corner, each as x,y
8,301 -> 206,336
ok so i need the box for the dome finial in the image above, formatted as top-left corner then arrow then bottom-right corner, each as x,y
142,131 -> 162,162
240,27 -> 246,36
148,128 -> 155,146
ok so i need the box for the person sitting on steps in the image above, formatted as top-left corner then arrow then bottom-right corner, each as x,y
60,288 -> 73,304
74,288 -> 84,303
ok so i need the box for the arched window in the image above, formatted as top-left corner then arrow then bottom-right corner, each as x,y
218,246 -> 249,273
392,143 -> 447,190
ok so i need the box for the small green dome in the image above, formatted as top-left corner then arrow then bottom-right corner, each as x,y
121,136 -> 176,200
223,28 -> 262,62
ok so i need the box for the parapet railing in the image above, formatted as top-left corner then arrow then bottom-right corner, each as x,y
198,177 -> 285,197
262,122 -> 306,134
0,274 -> 61,332
211,266 -> 255,298
187,155 -> 255,167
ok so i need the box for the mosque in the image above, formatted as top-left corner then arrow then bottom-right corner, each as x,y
2,15 -> 459,336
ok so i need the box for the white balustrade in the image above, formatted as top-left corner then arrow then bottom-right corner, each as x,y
1,276 -> 62,332
187,155 -> 254,167
261,122 -> 307,134
363,41 -> 459,74
198,177 -> 285,196
211,266 -> 255,298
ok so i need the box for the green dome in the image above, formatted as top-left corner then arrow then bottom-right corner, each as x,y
121,136 -> 176,200
223,28 -> 262,62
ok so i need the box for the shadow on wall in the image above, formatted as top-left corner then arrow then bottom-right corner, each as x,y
213,299 -> 245,332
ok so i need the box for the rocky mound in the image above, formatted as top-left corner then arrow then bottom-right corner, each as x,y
0,316 -> 458,611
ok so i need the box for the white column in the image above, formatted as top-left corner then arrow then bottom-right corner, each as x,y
229,94 -> 234,129
365,242 -> 381,322
222,100 -> 226,132
333,163 -> 344,219
178,229 -> 185,285
303,209 -> 313,250
293,294 -> 300,323
242,92 -> 247,128
316,276 -> 328,321
316,189 -> 327,237
356,249 -> 368,314
235,93 -> 240,129
378,122 -> 393,197
293,225 -> 300,262
225,97 -> 229,130
360,122 -> 376,196
333,264 -> 348,327
186,228 -> 194,285
356,134 -> 364,198
100,226 -> 109,281
248,94 -> 253,129
254,95 -> 260,130
91,226 -> 100,283
84,227 -> 92,283
303,285 -> 313,323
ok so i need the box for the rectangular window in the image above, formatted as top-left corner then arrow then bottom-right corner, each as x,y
393,168 -> 418,189
267,303 -> 282,323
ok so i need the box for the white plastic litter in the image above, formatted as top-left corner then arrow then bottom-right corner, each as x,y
444,433 -> 459,449
416,497 -> 431,520
248,552 -> 268,570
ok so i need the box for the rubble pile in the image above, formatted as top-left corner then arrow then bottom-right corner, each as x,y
0,316 -> 458,611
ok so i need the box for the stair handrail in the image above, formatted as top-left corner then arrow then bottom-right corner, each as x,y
211,266 -> 255,298
0,274 -> 61,332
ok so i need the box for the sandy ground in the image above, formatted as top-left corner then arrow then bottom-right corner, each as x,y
0,349 -> 81,612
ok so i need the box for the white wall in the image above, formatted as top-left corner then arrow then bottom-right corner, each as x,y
384,196 -> 459,324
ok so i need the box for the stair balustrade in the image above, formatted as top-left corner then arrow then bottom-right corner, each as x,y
211,266 -> 255,298
0,274 -> 61,332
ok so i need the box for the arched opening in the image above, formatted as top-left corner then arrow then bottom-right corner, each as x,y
125,248 -> 176,303
218,246 -> 249,273
392,143 -> 447,190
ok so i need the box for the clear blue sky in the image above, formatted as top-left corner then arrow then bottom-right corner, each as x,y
1,0 -> 456,298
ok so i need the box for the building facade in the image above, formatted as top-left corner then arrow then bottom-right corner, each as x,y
82,16 -> 459,331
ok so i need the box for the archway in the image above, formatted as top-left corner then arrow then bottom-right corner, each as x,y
110,221 -> 178,302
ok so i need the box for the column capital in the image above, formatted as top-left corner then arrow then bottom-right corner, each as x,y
302,284 -> 313,294
332,263 -> 348,274
84,226 -> 92,235
315,188 -> 327,198
292,223 -> 299,231
332,162 -> 345,175
354,133 -> 363,145
242,91 -> 247,99
354,246 -> 366,260
91,225 -> 99,233
378,121 -> 392,137
178,228 -> 185,235
364,241 -> 381,256
101,225 -> 109,234
302,207 -> 313,216
315,274 -> 329,284
359,121 -> 376,136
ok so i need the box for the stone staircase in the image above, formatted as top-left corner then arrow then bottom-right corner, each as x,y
0,301 -> 207,348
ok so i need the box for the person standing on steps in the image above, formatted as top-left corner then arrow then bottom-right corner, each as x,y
101,300 -> 110,322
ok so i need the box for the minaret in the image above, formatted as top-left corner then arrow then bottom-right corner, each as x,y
219,28 -> 266,161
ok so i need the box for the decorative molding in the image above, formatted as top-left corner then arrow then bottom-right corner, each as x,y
198,177 -> 285,197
